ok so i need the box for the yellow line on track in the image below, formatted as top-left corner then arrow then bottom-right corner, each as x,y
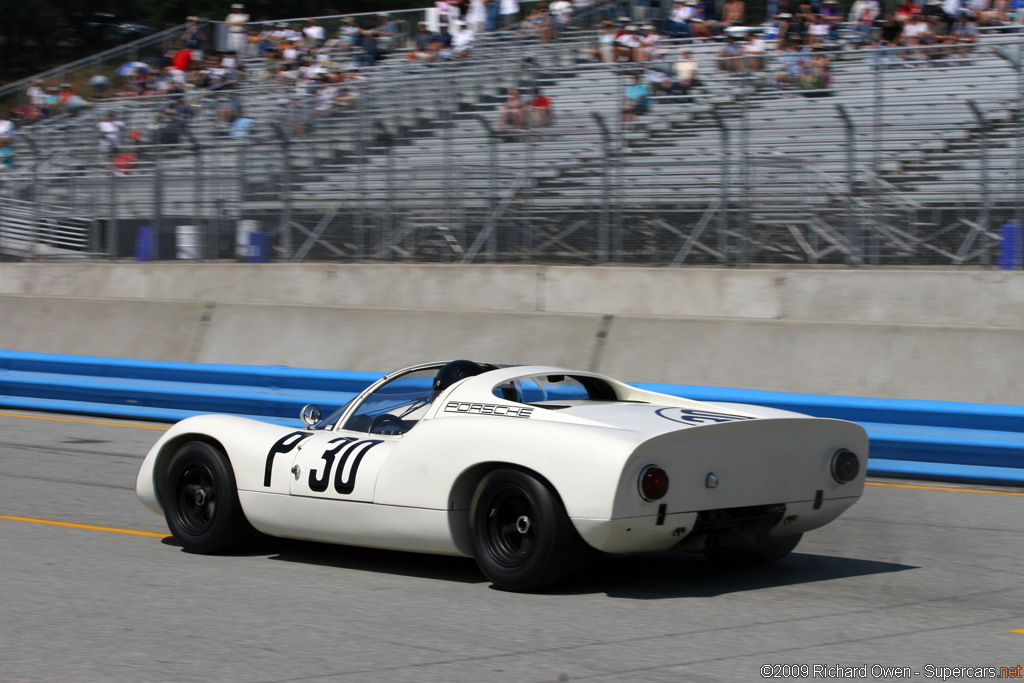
0,411 -> 168,430
1010,629 -> 1024,634
866,481 -> 1024,497
0,515 -> 168,538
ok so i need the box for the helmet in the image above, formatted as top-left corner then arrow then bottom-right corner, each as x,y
433,360 -> 485,393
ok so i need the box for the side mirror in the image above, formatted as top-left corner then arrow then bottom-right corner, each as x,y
300,404 -> 322,428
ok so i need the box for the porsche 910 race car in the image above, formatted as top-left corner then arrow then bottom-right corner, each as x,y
136,360 -> 868,592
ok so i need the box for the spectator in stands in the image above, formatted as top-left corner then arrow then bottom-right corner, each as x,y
0,136 -> 14,170
668,0 -> 694,37
467,0 -> 488,33
806,13 -> 832,45
450,21 -> 476,58
671,49 -> 702,96
96,112 -> 125,155
875,12 -> 905,63
521,6 -> 556,41
180,17 -> 207,58
774,38 -> 806,89
408,22 -> 438,61
622,71 -> 651,122
0,112 -> 14,143
497,86 -> 528,130
588,20 -> 618,61
743,28 -> 767,69
798,50 -> 832,94
848,0 -> 880,43
529,88 -> 553,126
895,0 -> 922,21
376,13 -> 399,54
25,80 -> 45,119
948,10 -> 979,50
635,24 -> 661,62
645,67 -> 674,95
550,0 -> 573,34
723,0 -> 745,24
486,0 -> 502,31
717,33 -> 743,72
218,89 -> 243,125
356,24 -> 383,66
226,4 -> 249,54
303,20 -> 326,49
500,0 -> 521,27
431,23 -> 455,59
615,24 -> 641,61
901,13 -> 932,57
820,0 -> 844,37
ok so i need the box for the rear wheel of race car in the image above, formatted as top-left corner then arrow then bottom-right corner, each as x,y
163,441 -> 253,554
470,468 -> 590,592
704,532 -> 803,567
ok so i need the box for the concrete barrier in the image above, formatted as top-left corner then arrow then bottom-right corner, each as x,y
1,263 -> 1023,403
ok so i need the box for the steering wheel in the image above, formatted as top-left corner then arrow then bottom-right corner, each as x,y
370,414 -> 407,435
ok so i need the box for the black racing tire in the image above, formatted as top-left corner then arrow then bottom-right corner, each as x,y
469,468 -> 591,592
704,532 -> 803,567
163,441 -> 253,554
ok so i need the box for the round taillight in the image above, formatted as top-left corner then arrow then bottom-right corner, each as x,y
638,465 -> 669,501
831,449 -> 860,484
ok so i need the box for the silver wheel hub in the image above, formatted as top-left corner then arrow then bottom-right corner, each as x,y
515,515 -> 531,534
194,489 -> 207,505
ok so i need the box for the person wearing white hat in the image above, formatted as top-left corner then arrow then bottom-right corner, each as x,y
226,3 -> 249,54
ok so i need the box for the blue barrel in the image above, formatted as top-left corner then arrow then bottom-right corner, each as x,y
135,226 -> 155,261
246,231 -> 269,263
999,224 -> 1023,270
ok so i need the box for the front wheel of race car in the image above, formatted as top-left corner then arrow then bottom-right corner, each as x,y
163,441 -> 253,554
470,468 -> 591,592
704,532 -> 803,567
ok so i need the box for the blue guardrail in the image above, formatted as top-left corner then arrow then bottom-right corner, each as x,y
2,350 -> 1022,487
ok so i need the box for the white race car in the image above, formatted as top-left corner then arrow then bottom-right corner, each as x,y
136,360 -> 868,592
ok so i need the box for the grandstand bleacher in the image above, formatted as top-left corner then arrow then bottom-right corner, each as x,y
2,9 -> 1024,267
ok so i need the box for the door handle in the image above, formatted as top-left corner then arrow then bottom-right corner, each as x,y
291,464 -> 301,479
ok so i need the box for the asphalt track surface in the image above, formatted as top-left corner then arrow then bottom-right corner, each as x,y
1,410 -> 1022,683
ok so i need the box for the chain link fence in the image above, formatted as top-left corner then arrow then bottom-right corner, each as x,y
3,28 -> 1024,268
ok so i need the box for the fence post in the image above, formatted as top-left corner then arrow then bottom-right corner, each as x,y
23,135 -> 40,259
374,121 -> 394,260
967,100 -> 991,266
592,112 -> 611,264
185,128 -> 204,259
475,114 -> 500,262
871,45 -> 883,266
836,104 -> 861,265
152,144 -> 163,256
108,162 -> 119,260
1016,42 -> 1023,268
711,110 -> 730,265
272,122 -> 292,260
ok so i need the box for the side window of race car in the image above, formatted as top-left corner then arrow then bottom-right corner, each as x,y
342,368 -> 437,435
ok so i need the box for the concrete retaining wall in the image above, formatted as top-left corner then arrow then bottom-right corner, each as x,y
2,263 -> 1022,404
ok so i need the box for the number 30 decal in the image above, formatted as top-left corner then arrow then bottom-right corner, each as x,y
308,437 -> 383,495
265,431 -> 383,495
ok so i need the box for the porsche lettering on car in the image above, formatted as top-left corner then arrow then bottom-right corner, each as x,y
136,360 -> 868,592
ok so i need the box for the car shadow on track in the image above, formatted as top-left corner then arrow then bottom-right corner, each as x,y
163,535 -> 916,595
551,552 -> 918,599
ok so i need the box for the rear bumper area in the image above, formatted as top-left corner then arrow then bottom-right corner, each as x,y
573,495 -> 859,555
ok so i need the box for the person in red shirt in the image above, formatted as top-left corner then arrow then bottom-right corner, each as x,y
529,88 -> 553,128
171,48 -> 193,72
